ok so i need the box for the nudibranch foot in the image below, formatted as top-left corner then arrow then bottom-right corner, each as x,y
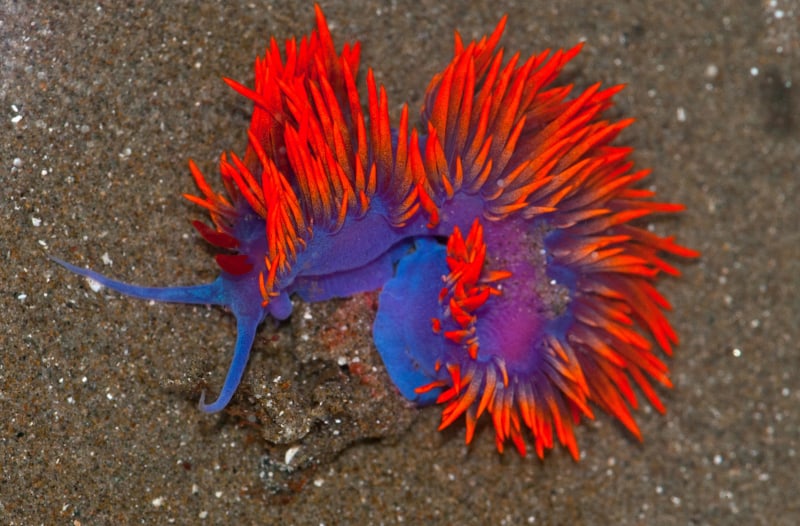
374,237 -> 449,405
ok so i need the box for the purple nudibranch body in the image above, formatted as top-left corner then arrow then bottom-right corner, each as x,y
56,6 -> 697,457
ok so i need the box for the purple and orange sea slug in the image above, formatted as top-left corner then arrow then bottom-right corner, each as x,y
55,5 -> 697,458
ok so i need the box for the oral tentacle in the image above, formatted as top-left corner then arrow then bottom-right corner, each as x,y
198,310 -> 261,413
52,257 -> 227,306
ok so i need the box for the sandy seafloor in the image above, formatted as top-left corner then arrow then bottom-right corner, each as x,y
2,0 -> 798,524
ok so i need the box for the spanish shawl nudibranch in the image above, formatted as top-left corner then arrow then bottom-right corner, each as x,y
56,5 -> 698,458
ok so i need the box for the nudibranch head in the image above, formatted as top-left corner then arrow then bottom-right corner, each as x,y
373,17 -> 698,458
56,5 -> 428,414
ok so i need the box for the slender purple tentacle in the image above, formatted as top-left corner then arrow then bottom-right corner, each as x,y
198,311 -> 260,413
52,257 -> 226,305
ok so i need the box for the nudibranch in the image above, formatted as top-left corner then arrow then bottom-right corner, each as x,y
56,5 -> 697,457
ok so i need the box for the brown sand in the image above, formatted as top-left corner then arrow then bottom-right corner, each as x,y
2,0 -> 798,524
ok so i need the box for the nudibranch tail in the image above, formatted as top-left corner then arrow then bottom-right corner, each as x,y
374,16 -> 698,458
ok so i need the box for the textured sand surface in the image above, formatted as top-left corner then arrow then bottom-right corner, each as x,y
2,1 -> 798,524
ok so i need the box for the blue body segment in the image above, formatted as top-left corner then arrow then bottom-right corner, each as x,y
373,238 -> 449,405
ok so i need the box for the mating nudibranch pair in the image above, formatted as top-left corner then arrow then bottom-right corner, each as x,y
56,5 -> 697,458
